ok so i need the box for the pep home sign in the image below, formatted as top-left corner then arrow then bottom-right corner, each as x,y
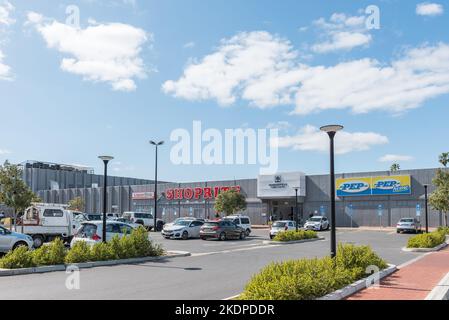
257,172 -> 306,199
336,175 -> 412,197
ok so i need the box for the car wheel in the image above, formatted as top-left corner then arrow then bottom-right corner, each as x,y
270,235 -> 274,240
156,221 -> 164,232
12,241 -> 28,251
182,231 -> 189,240
32,235 -> 44,248
245,229 -> 251,237
200,236 -> 206,240
240,232 -> 246,240
219,232 -> 226,241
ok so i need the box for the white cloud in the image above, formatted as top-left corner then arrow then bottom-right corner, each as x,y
164,31 -> 449,115
0,148 -> 11,155
0,1 -> 14,26
27,12 -> 150,92
183,41 -> 195,49
311,13 -> 372,53
416,2 -> 444,16
273,125 -> 388,155
0,50 -> 12,80
379,154 -> 414,162
163,31 -> 305,107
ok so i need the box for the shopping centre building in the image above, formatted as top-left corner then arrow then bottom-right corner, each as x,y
36,167 -> 447,228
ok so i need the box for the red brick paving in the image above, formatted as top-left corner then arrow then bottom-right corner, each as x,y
348,246 -> 449,300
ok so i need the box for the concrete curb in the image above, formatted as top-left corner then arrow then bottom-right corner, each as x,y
426,272 -> 449,300
0,251 -> 191,277
402,240 -> 448,253
262,237 -> 325,245
318,264 -> 398,300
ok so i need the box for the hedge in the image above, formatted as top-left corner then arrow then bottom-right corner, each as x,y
273,230 -> 318,242
239,244 -> 388,300
0,227 -> 164,269
407,229 -> 447,249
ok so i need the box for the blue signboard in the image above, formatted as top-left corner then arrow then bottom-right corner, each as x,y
320,206 -> 326,216
189,207 -> 193,216
347,204 -> 354,217
416,204 -> 421,217
377,205 -> 383,217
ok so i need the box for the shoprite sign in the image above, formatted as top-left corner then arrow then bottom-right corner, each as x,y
336,175 -> 412,197
165,186 -> 241,201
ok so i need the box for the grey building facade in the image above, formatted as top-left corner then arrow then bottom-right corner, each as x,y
37,167 -> 448,228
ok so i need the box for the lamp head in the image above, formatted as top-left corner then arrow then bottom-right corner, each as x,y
150,140 -> 165,146
320,125 -> 344,134
98,156 -> 114,162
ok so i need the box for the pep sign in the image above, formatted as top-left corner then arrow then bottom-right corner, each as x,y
337,175 -> 411,197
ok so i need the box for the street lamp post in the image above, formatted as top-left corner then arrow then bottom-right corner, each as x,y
294,187 -> 299,232
424,185 -> 429,233
320,125 -> 344,259
150,140 -> 164,232
99,156 -> 114,243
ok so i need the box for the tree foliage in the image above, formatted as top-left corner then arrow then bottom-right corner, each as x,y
429,169 -> 449,214
390,163 -> 400,173
439,152 -> 449,168
214,189 -> 247,216
68,196 -> 85,212
0,161 -> 39,214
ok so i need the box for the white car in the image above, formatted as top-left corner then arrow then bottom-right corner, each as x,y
397,218 -> 421,234
224,215 -> 252,236
304,216 -> 330,231
162,219 -> 204,240
70,221 -> 137,247
0,226 -> 34,253
270,220 -> 297,239
123,212 -> 165,231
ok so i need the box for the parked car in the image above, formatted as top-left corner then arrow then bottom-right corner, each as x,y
110,217 -> 142,229
200,220 -> 246,241
396,218 -> 421,234
18,203 -> 84,248
164,217 -> 205,228
122,212 -> 164,231
304,216 -> 329,231
70,221 -> 137,248
162,219 -> 204,240
84,213 -> 102,221
0,225 -> 33,253
223,215 -> 252,236
269,220 -> 297,239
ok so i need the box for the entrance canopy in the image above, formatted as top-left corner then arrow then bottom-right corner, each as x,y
257,172 -> 306,199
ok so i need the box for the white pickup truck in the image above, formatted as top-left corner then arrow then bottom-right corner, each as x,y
17,203 -> 86,248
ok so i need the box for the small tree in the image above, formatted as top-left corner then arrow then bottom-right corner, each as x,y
390,163 -> 401,173
439,152 -> 449,168
68,196 -> 85,212
214,189 -> 247,217
429,154 -> 449,227
0,161 -> 40,229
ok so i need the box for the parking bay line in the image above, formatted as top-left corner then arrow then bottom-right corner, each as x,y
191,244 -> 282,257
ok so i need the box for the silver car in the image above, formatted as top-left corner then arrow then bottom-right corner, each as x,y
304,216 -> 330,231
0,226 -> 34,253
396,218 -> 421,234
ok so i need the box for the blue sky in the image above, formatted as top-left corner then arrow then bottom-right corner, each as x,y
0,0 -> 448,182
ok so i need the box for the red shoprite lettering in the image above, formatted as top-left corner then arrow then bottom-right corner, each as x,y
165,186 -> 241,201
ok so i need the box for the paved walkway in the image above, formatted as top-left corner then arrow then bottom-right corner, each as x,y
348,246 -> 449,300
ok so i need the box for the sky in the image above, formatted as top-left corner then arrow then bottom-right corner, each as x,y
0,0 -> 448,182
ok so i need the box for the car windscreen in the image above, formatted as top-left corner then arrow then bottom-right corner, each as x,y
309,217 -> 322,222
174,220 -> 192,226
400,218 -> 414,223
135,213 -> 152,219
273,222 -> 287,227
78,224 -> 97,237
88,215 -> 101,221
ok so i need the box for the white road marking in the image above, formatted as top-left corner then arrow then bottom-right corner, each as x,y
191,244 -> 282,257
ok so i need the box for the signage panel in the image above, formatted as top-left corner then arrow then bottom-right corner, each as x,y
257,172 -> 306,199
337,175 -> 412,197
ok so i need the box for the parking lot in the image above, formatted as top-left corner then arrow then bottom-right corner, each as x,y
0,228 -> 425,300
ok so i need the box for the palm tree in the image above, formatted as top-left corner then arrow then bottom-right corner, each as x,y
439,152 -> 449,168
390,163 -> 400,173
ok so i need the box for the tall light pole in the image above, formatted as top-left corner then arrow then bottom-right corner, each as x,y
320,125 -> 344,259
99,156 -> 114,243
424,185 -> 429,233
294,187 -> 299,232
150,140 -> 164,232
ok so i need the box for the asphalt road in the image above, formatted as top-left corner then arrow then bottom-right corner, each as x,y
0,229 -> 423,300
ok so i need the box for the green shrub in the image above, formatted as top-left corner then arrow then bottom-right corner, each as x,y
240,244 -> 387,300
273,230 -> 318,242
0,246 -> 35,269
65,241 -> 92,264
407,230 -> 447,248
437,227 -> 449,235
129,227 -> 164,257
32,238 -> 67,266
90,242 -> 115,261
